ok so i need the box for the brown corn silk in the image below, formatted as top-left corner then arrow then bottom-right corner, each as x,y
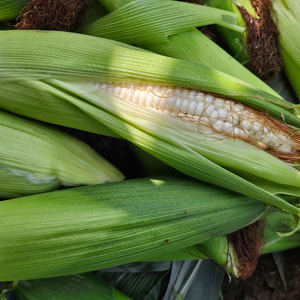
16,0 -> 91,31
206,96 -> 300,163
228,220 -> 266,279
239,0 -> 282,80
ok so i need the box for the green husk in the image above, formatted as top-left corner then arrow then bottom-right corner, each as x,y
263,211 -> 300,253
14,273 -> 131,300
272,0 -> 300,97
150,210 -> 300,261
96,0 -> 278,97
0,80 -> 119,137
0,0 -> 28,22
0,109 -> 123,198
0,176 -> 271,281
80,0 -> 244,44
201,0 -> 256,64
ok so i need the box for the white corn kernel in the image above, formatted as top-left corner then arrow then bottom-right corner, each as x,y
167,96 -> 176,110
120,87 -> 128,99
213,120 -> 224,132
125,90 -> 134,102
146,94 -> 154,108
203,105 -> 215,117
132,90 -> 141,104
160,98 -> 166,111
174,98 -> 182,112
153,95 -> 161,109
195,93 -> 204,102
139,91 -> 147,106
188,90 -> 196,101
181,99 -> 190,114
241,120 -> 252,131
195,102 -> 205,116
214,98 -> 224,109
209,110 -> 219,126
223,122 -> 233,134
187,101 -> 197,115
204,95 -> 214,105
217,108 -> 228,121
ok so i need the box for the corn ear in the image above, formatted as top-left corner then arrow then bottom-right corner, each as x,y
2,31 -> 300,214
0,109 -> 123,198
0,30 -> 298,125
0,0 -> 28,22
95,0 -> 277,97
0,176 -> 271,281
14,273 -> 131,300
50,79 -> 300,216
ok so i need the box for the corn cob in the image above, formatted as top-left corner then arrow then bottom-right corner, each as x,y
92,81 -> 300,158
0,30 -> 296,123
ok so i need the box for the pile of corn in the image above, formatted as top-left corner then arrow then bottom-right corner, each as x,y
1,0 -> 300,299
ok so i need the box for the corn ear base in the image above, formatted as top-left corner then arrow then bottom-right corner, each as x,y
0,109 -> 123,198
14,273 -> 131,300
0,176 -> 271,281
148,236 -> 238,276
